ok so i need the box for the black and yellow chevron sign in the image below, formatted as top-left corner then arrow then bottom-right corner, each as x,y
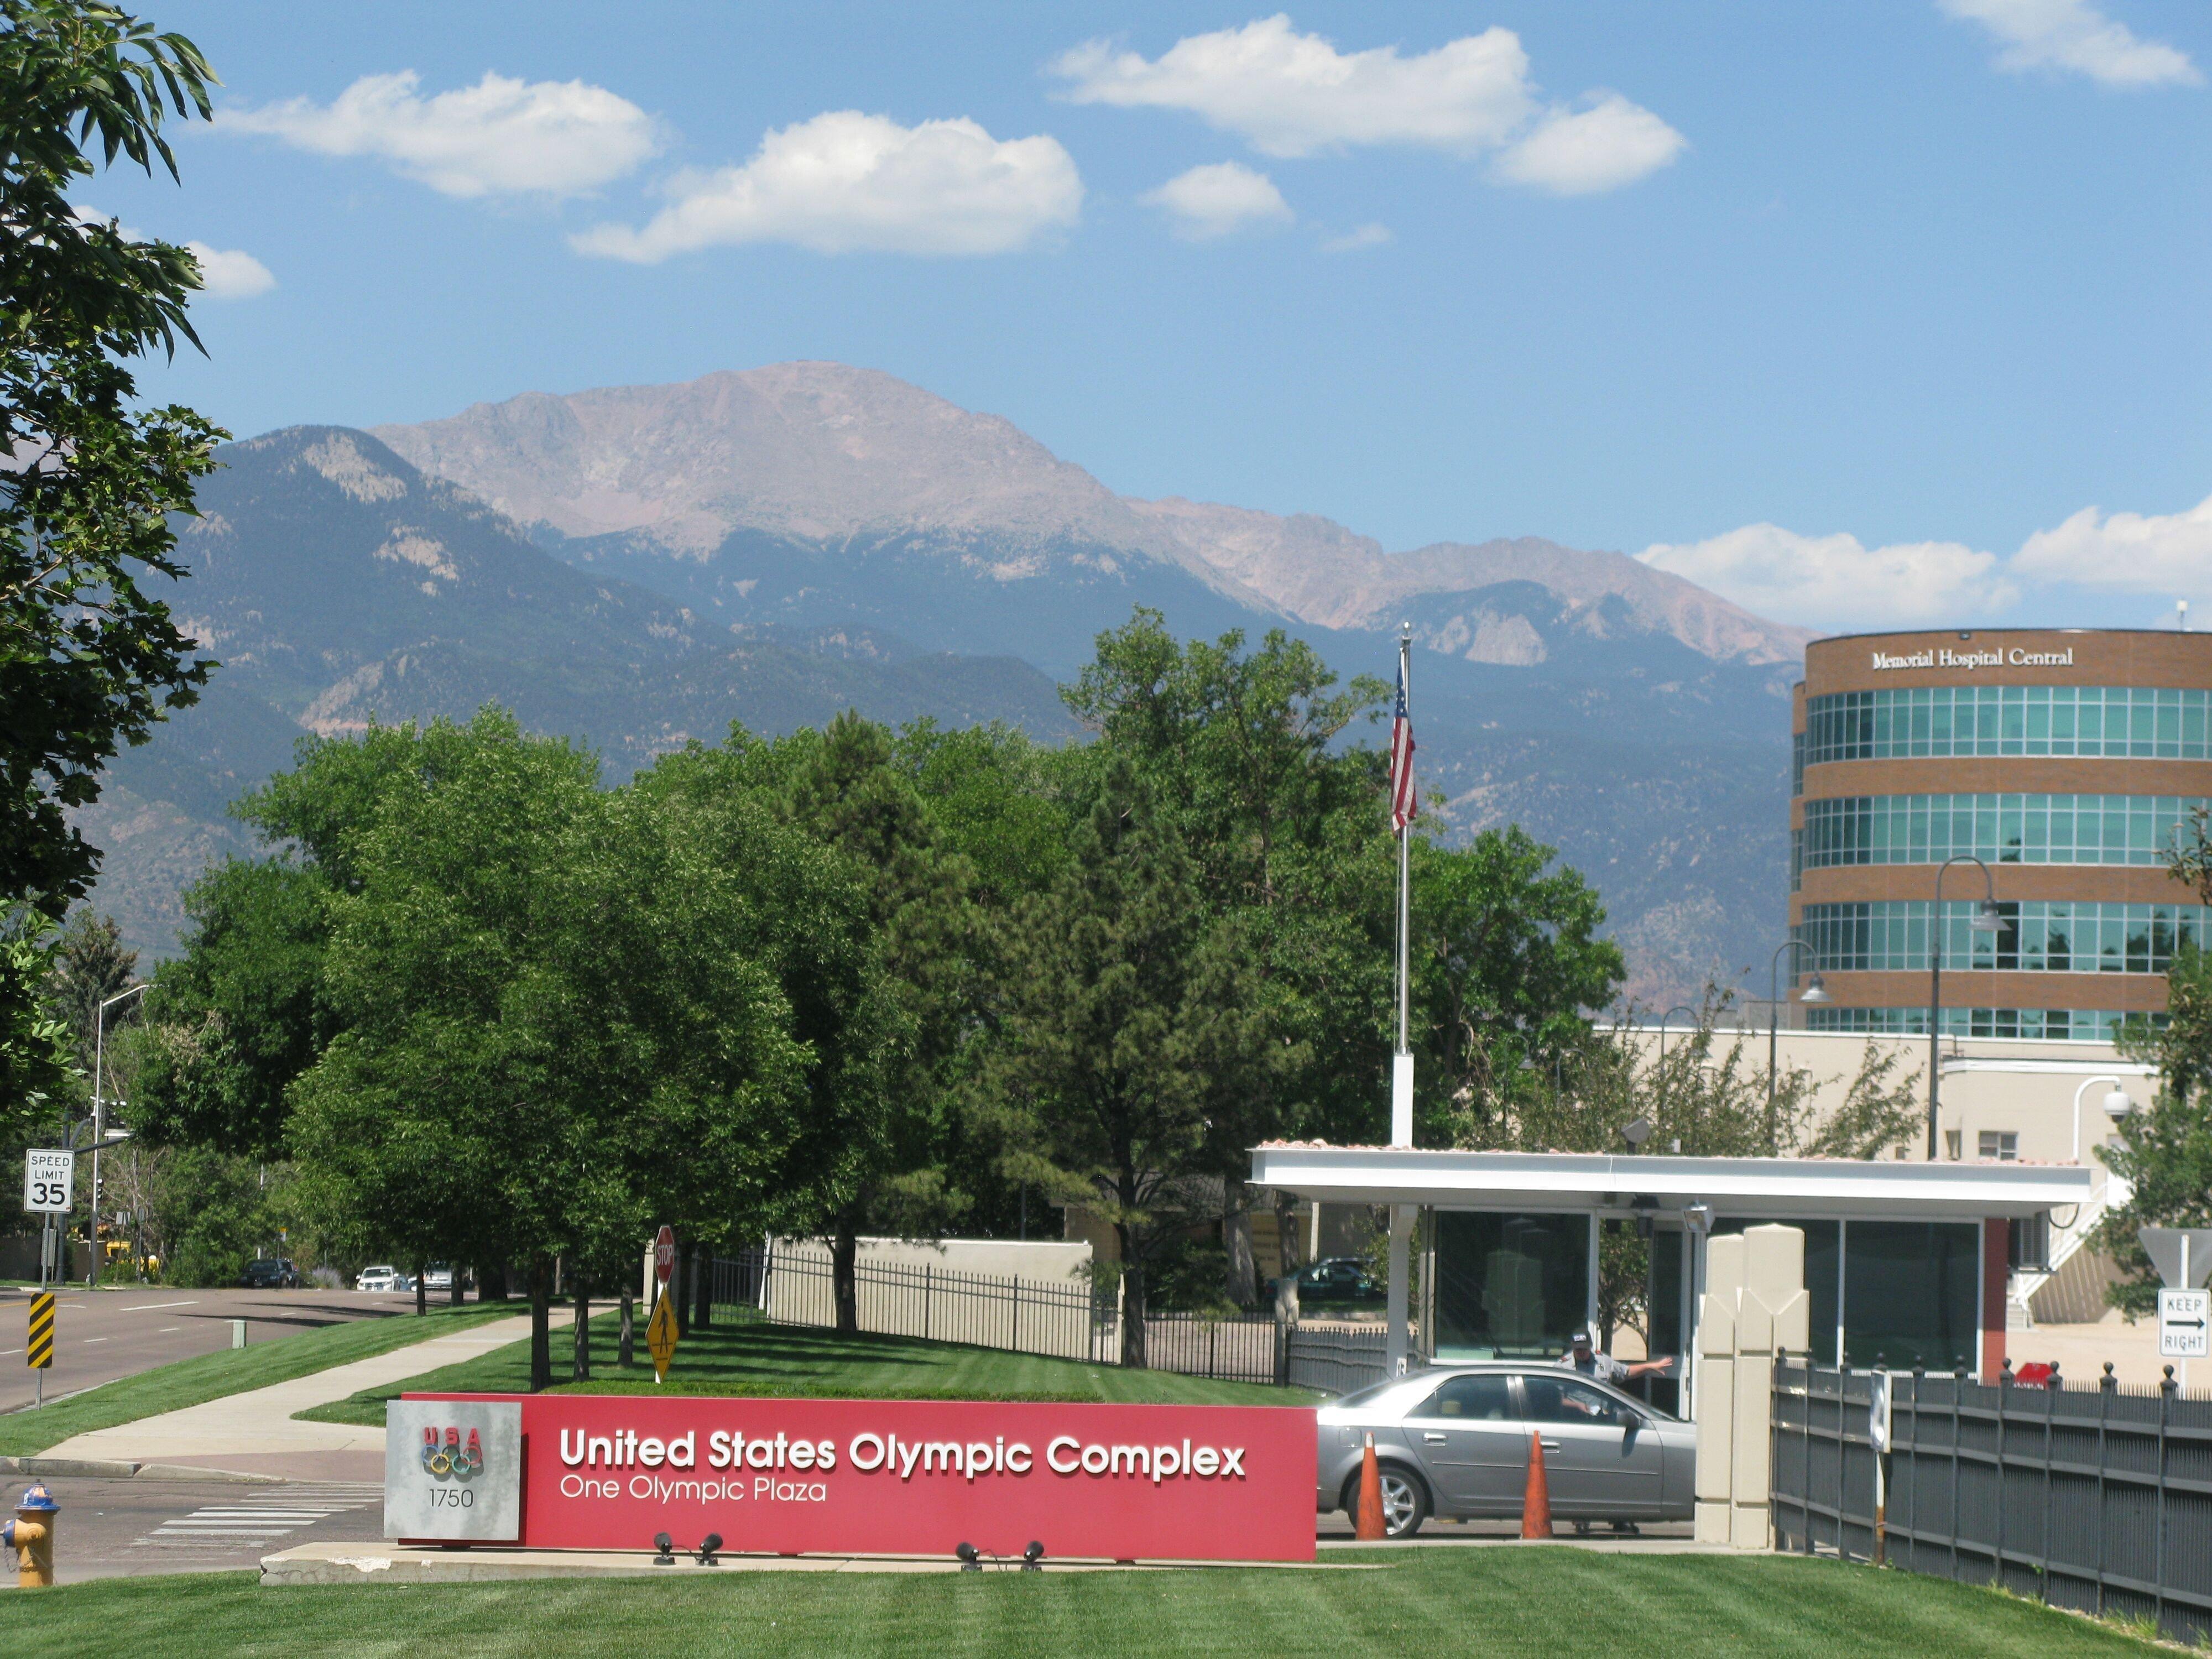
27,1292 -> 54,1369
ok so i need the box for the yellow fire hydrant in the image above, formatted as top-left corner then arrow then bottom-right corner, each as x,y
3,1483 -> 56,1587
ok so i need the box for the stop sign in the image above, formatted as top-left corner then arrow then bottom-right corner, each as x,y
654,1225 -> 676,1285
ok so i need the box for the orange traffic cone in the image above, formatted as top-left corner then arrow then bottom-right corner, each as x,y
1355,1432 -> 1386,1540
1520,1432 -> 1553,1539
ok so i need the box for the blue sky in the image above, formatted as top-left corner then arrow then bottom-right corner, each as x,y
87,1 -> 2212,633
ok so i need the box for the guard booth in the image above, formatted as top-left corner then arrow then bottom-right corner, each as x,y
1247,1146 -> 2095,1406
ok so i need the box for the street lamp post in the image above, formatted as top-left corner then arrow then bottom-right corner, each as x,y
90,983 -> 147,1286
1928,856 -> 2005,1161
1767,941 -> 1831,1154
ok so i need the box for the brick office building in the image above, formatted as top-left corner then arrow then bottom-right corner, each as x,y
1791,628 -> 2212,1084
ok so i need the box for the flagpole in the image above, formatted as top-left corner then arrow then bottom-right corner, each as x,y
1396,625 -> 1411,1060
1386,624 -> 1414,1376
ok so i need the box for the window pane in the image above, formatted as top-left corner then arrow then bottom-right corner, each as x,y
1433,1212 -> 1588,1361
1420,1374 -> 1514,1421
1520,1375 -> 1632,1427
1842,1221 -> 1979,1372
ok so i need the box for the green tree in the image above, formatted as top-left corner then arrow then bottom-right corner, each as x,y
1062,611 -> 1384,1301
630,721 -> 917,1333
979,761 -> 1281,1364
134,859 -> 329,1157
43,905 -> 134,1077
0,912 -> 73,1155
1413,826 -> 1627,1150
2,1 -> 224,916
1,0 -> 225,1124
2096,946 -> 2212,1317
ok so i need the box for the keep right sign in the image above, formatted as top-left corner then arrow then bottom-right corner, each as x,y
2161,1288 -> 2209,1359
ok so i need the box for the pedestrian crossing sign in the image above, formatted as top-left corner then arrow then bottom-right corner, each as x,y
645,1289 -> 679,1383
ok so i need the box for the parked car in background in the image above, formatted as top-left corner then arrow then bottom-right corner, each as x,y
356,1265 -> 405,1292
240,1258 -> 302,1290
1316,1362 -> 1697,1538
422,1264 -> 455,1293
1296,1256 -> 1383,1306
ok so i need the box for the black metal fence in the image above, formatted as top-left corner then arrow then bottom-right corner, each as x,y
1772,1360 -> 2212,1647
1285,1323 -> 1392,1395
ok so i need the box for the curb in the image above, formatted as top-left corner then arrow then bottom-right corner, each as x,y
0,1455 -> 288,1484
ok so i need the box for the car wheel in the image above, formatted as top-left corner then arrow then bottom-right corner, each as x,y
1339,1463 -> 1430,1540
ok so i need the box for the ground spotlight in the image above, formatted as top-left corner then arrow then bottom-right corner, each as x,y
956,1541 -> 981,1572
653,1531 -> 675,1565
695,1532 -> 722,1566
1022,1541 -> 1045,1572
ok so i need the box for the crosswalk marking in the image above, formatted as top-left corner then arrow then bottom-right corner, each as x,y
135,1482 -> 382,1554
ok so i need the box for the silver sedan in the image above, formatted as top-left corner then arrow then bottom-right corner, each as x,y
1315,1363 -> 1697,1538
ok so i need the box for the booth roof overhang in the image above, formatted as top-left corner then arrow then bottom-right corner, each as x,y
1248,1144 -> 2095,1222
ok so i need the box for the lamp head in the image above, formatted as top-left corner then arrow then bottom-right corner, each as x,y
1024,1541 -> 1045,1564
1798,972 -> 1832,1006
956,1541 -> 981,1572
2103,1087 -> 2136,1118
1621,1115 -> 1652,1148
1971,900 -> 2005,934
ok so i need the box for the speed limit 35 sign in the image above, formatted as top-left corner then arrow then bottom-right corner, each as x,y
23,1150 -> 73,1214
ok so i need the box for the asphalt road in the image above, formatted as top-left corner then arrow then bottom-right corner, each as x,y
0,1474 -> 385,1586
0,1285 -> 426,1416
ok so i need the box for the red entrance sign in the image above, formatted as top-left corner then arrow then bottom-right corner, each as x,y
405,1394 -> 1316,1562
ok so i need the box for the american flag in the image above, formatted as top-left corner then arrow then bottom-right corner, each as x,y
1389,660 -> 1417,833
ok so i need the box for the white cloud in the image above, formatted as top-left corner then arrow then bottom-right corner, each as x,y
1050,16 -> 1682,195
2013,494 -> 2212,593
573,111 -> 1081,260
72,207 -> 274,300
217,70 -> 658,199
185,243 -> 275,299
1493,93 -> 1688,195
1140,161 -> 1291,239
1051,16 -> 1536,156
1939,0 -> 2200,87
1321,222 -> 1392,252
1639,524 -> 2018,627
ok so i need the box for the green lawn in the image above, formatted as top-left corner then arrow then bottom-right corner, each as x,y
15,1548 -> 2162,1657
298,1307 -> 1316,1425
0,1301 -> 518,1458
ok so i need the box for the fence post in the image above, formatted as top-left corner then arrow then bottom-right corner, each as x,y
1995,1358 -> 2010,1589
1908,1363 -> 1924,1574
2096,1362 -> 2114,1618
2157,1364 -> 2174,1636
1837,1360 -> 1851,1562
924,1265 -> 932,1342
1948,1365 -> 1963,1583
1011,1276 -> 1020,1354
2039,1361 -> 2057,1605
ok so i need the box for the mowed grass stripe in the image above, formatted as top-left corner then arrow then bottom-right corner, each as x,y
13,1547 -> 2165,1658
298,1306 -> 1314,1425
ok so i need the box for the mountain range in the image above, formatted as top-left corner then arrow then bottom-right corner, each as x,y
87,363 -> 1810,1006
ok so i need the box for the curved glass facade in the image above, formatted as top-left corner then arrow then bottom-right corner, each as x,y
1807,1006 -> 2135,1040
1799,793 -> 2208,869
1797,900 -> 2209,975
1804,685 -> 2212,766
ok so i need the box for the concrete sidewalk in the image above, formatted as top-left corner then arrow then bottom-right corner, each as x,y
36,1308 -> 571,1483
